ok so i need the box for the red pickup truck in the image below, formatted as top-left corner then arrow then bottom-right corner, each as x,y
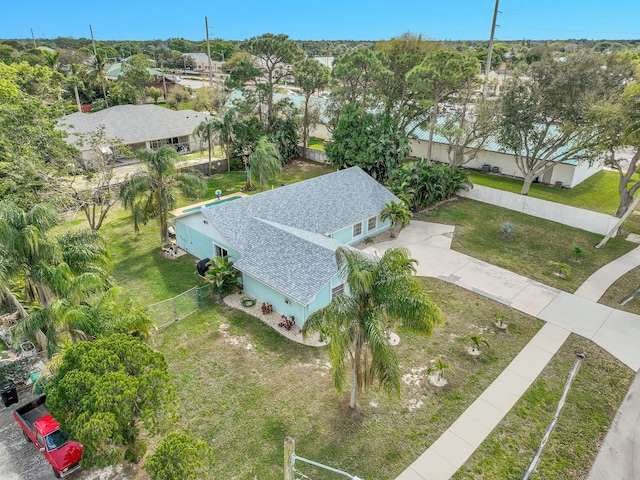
14,395 -> 83,478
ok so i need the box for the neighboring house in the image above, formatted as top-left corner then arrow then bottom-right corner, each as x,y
59,104 -> 209,166
105,62 -> 163,81
408,125 -> 602,189
172,167 -> 399,326
181,53 -> 211,71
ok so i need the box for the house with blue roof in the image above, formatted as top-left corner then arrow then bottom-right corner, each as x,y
171,167 -> 399,326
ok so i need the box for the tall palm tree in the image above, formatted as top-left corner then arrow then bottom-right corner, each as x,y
213,109 -> 237,173
380,201 -> 413,238
119,146 -> 207,242
248,136 -> 282,191
194,116 -> 218,176
88,52 -> 109,106
302,247 -> 443,409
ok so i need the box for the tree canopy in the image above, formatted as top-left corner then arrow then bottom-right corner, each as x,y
46,334 -> 175,467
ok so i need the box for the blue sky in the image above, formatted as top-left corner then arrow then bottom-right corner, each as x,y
3,0 -> 639,42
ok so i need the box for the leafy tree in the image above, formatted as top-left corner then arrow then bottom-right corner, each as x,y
148,86 -> 162,103
268,116 -> 299,164
302,247 -> 443,409
439,98 -> 496,171
191,85 -> 226,113
375,33 -> 443,133
166,85 -> 191,110
380,201 -> 413,238
249,137 -> 282,191
145,433 -> 213,480
292,58 -> 330,151
65,125 -> 132,230
46,334 -> 175,467
194,116 -> 218,175
232,115 -> 265,159
0,62 -> 77,207
406,48 -> 480,161
326,102 -> 410,183
239,33 -> 304,123
119,146 -> 207,242
331,48 -> 392,114
590,80 -> 640,217
119,54 -> 153,104
496,53 -> 633,195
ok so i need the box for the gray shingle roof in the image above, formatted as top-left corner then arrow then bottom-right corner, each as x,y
59,105 -> 209,149
201,167 -> 399,304
234,219 -> 344,305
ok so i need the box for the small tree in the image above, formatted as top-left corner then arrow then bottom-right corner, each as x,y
469,335 -> 489,354
148,87 -> 162,104
380,201 -> 413,238
426,357 -> 454,382
145,433 -> 213,480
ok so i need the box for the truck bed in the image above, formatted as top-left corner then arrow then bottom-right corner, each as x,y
15,396 -> 48,429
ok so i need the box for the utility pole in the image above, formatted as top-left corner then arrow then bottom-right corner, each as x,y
30,28 -> 36,48
483,0 -> 500,94
205,16 -> 213,88
89,24 -> 98,58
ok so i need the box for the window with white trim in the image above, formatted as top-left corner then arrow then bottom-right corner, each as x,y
367,216 -> 377,231
214,244 -> 228,258
353,222 -> 362,237
331,284 -> 345,299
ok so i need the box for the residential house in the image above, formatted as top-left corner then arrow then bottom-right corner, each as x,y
59,104 -> 209,166
181,53 -> 211,71
172,167 -> 399,326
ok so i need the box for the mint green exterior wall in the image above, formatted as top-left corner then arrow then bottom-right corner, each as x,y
328,215 -> 391,245
174,213 -> 238,260
242,275 -> 305,326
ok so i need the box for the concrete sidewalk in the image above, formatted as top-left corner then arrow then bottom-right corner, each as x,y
365,221 -> 640,480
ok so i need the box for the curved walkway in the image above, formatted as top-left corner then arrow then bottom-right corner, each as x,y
364,221 -> 640,480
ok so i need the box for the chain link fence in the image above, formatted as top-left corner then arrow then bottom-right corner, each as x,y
147,284 -> 215,329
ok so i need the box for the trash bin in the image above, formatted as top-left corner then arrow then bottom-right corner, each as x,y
1,379 -> 18,407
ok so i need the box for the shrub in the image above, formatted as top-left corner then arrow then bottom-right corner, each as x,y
500,221 -> 515,240
145,433 -> 213,480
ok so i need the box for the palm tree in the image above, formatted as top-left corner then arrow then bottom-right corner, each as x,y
469,335 -> 490,354
0,202 -> 114,354
88,52 -> 109,106
302,247 -> 443,409
426,357 -> 454,382
119,146 -> 207,242
194,116 -> 218,176
380,201 -> 413,238
212,109 -> 237,173
249,137 -> 282,191
205,256 -> 239,300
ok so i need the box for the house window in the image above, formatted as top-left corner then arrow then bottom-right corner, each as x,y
353,222 -> 362,237
368,216 -> 377,231
332,284 -> 345,299
214,244 -> 228,258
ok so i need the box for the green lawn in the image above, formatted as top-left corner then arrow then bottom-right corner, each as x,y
599,265 -> 640,315
155,279 -> 545,479
418,198 -> 637,293
309,136 -> 327,150
468,169 -> 639,216
55,162 -> 635,478
453,334 -> 633,479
